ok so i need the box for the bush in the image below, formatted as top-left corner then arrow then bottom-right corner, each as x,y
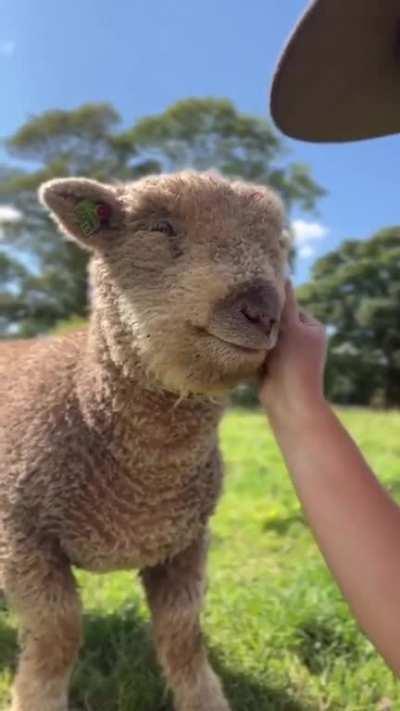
325,345 -> 385,406
230,382 -> 259,408
51,316 -> 88,336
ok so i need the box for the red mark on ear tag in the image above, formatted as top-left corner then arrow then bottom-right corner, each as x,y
96,202 -> 112,225
74,199 -> 113,237
250,191 -> 264,203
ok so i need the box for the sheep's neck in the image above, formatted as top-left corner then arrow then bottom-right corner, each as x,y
76,315 -> 225,469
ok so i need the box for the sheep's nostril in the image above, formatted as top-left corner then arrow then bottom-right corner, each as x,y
241,304 -> 262,325
241,305 -> 276,335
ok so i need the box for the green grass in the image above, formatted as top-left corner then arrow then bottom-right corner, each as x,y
1,408 -> 400,709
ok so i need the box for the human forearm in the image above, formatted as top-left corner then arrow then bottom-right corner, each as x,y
267,400 -> 400,674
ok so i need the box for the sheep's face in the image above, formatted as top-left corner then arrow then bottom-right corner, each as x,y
40,172 -> 290,395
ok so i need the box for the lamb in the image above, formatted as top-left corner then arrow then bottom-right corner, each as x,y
0,170 -> 289,711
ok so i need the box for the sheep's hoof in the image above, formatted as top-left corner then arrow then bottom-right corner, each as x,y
174,669 -> 231,711
9,706 -> 68,711
202,702 -> 230,711
9,696 -> 68,711
175,701 -> 231,711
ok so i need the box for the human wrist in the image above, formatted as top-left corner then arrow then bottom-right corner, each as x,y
263,392 -> 330,434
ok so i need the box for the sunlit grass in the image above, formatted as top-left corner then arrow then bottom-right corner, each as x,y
1,408 -> 399,709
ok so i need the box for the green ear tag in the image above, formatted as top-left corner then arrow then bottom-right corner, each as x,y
74,199 -> 101,236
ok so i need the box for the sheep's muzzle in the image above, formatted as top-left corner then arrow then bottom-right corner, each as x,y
207,279 -> 281,354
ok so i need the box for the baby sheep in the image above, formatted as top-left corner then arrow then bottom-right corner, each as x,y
0,171 -> 289,711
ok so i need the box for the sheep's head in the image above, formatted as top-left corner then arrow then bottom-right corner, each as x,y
39,171 -> 290,396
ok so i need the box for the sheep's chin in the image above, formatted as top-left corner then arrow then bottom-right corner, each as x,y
144,344 -> 266,397
129,319 -> 268,396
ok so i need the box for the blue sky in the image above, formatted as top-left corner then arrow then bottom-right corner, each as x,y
1,0 -> 399,284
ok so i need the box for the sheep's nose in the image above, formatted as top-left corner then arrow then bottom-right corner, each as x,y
236,283 -> 280,336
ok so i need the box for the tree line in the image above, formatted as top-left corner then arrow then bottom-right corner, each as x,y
0,99 -> 398,407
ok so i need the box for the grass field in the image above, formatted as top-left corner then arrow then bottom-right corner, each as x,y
1,408 -> 399,710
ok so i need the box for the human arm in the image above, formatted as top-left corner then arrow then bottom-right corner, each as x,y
260,282 -> 400,674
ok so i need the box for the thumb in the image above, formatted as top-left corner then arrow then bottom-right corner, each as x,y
281,280 -> 299,327
299,309 -> 324,329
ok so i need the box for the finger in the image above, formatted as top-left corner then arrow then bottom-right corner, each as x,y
299,309 -> 323,328
281,280 -> 299,327
299,309 -> 313,323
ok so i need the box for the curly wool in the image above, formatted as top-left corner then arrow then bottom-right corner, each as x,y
0,170 -> 288,711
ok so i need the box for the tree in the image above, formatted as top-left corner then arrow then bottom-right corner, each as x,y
298,228 -> 400,408
125,98 -> 324,211
0,98 -> 324,337
0,104 -> 152,336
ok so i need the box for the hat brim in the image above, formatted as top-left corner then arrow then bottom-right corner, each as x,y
271,0 -> 400,143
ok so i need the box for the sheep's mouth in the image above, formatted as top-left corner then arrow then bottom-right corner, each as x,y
190,324 -> 278,359
209,334 -> 266,355
194,326 -> 268,355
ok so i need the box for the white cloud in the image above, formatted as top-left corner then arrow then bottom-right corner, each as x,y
291,219 -> 328,244
0,205 -> 22,240
0,205 -> 22,223
298,244 -> 315,259
291,219 -> 329,260
0,40 -> 16,56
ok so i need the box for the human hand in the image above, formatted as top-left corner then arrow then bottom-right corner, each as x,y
259,281 -> 327,423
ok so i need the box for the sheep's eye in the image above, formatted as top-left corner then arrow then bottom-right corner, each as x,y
150,219 -> 176,237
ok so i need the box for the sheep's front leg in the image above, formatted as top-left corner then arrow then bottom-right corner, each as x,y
141,535 -> 230,711
3,544 -> 82,711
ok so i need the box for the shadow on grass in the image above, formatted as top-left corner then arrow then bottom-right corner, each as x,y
294,619 -> 359,676
211,652 -> 310,711
0,609 -> 17,672
387,481 -> 400,501
75,609 -> 312,711
0,603 -> 310,711
262,512 -> 306,536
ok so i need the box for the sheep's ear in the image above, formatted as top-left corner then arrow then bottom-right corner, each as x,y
39,178 -> 125,250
